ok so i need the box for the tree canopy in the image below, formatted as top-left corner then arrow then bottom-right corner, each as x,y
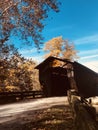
0,0 -> 60,47
0,37 -> 41,92
44,36 -> 79,61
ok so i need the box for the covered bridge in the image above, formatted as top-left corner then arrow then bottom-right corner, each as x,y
35,56 -> 98,98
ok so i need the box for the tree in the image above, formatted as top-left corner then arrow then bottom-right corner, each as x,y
0,36 -> 41,92
0,0 -> 60,47
44,36 -> 79,62
0,37 -> 19,91
0,52 -> 41,92
62,40 -> 79,61
44,36 -> 63,58
12,59 -> 41,91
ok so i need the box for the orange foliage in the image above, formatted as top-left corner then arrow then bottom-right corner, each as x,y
0,39 -> 41,92
44,36 -> 79,66
44,36 -> 63,58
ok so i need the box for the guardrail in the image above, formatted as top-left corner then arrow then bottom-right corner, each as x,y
67,89 -> 98,130
0,91 -> 43,104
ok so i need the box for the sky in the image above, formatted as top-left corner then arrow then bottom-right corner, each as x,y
18,0 -> 98,72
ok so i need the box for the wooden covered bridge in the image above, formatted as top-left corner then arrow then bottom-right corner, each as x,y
35,56 -> 98,98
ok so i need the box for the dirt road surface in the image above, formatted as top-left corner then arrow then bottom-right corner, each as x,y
0,97 -> 68,124
1,96 -> 98,130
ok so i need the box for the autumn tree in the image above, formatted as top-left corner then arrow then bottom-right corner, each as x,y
0,55 -> 41,92
0,0 -> 60,47
44,36 -> 63,58
0,37 -> 18,60
12,59 -> 41,91
0,37 -> 41,92
0,37 -> 19,91
62,40 -> 79,61
44,36 -> 79,62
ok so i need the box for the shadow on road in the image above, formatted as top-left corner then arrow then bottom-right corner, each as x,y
0,104 -> 75,130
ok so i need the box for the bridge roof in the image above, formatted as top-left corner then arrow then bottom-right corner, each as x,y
35,56 -> 73,70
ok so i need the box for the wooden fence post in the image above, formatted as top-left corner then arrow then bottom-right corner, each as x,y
71,96 -> 98,130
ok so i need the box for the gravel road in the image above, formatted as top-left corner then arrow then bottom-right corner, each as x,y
0,97 -> 68,124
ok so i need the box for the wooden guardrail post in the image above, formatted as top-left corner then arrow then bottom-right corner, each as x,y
33,91 -> 35,98
67,89 -> 98,130
20,92 -> 24,100
71,96 -> 98,130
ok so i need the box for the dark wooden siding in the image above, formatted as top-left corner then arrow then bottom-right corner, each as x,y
39,67 -> 71,97
74,62 -> 98,98
35,56 -> 98,98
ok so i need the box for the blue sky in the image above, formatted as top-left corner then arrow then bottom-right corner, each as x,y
18,0 -> 98,72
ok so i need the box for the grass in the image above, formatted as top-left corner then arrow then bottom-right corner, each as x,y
24,105 -> 75,130
0,104 -> 75,130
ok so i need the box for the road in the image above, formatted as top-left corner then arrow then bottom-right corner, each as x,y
0,97 -> 68,124
0,96 -> 98,125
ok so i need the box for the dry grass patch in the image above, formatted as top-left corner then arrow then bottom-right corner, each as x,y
25,105 -> 75,130
0,104 -> 75,130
